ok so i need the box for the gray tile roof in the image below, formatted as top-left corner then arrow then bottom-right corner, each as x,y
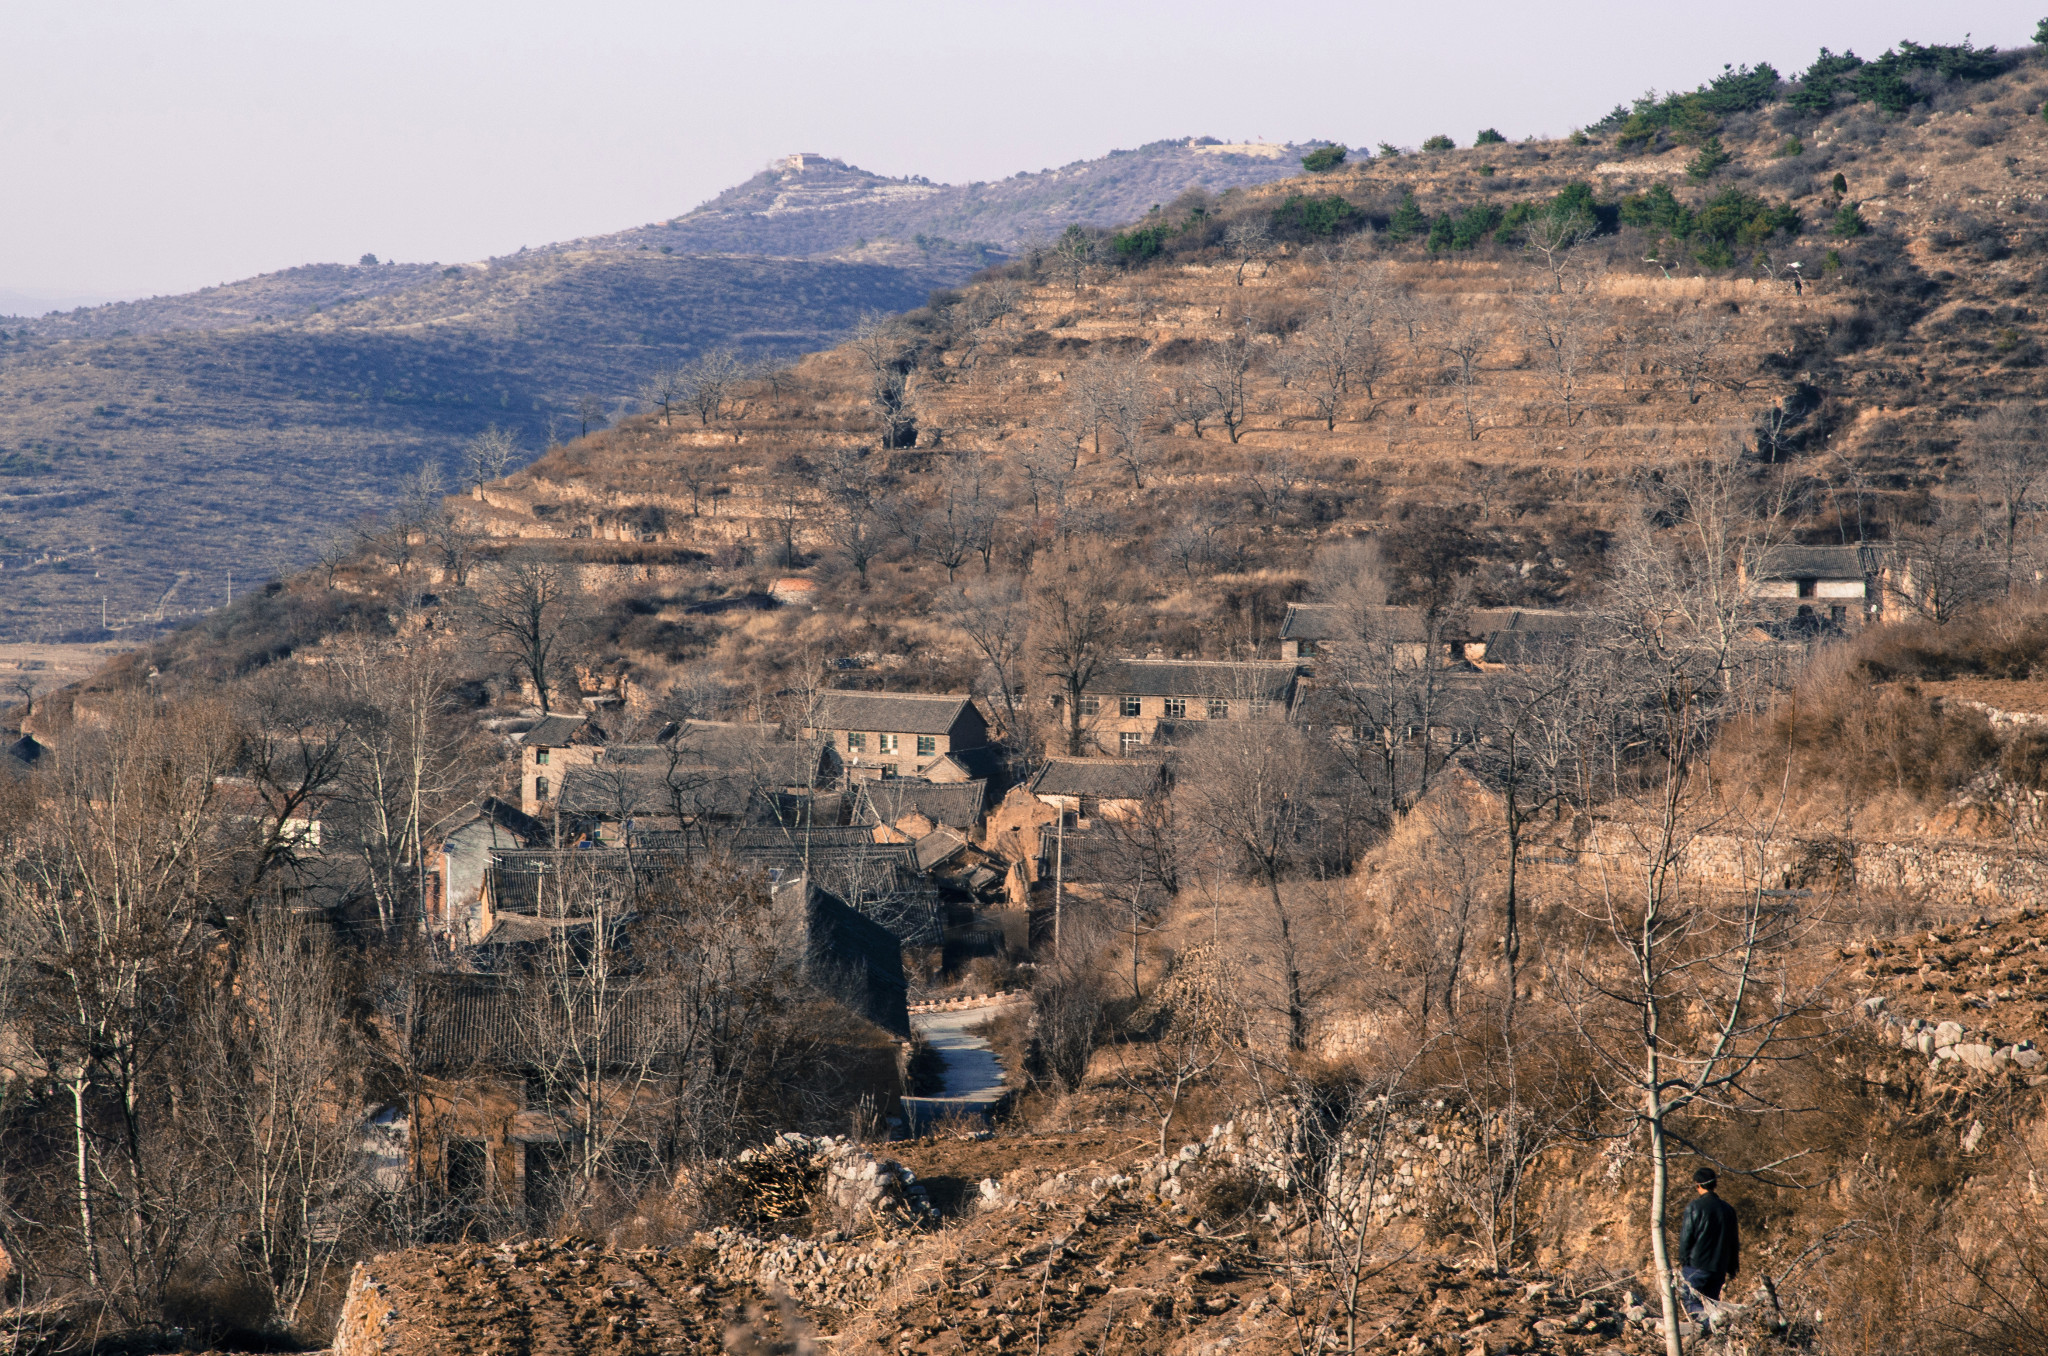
555,765 -> 757,820
1030,758 -> 1167,802
1755,544 -> 1871,580
1086,660 -> 1298,702
1281,604 -> 1427,643
813,691 -> 979,736
852,778 -> 988,830
522,714 -> 591,747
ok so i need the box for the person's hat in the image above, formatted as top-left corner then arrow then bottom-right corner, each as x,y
1693,1167 -> 1718,1186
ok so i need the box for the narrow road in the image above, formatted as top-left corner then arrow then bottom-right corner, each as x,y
903,1003 -> 1023,1132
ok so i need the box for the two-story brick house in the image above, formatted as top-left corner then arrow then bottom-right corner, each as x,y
517,714 -> 605,817
807,691 -> 989,781
1074,660 -> 1299,754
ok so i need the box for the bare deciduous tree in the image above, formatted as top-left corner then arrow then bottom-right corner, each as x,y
848,313 -> 918,448
461,425 -> 520,487
1195,328 -> 1258,444
1967,404 -> 2048,595
473,557 -> 573,713
1224,217 -> 1272,286
1028,545 -> 1133,756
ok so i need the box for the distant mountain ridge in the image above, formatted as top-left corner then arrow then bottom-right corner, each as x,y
559,139 -> 1312,259
0,138 -> 1313,640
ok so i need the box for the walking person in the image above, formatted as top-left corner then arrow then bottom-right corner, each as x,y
1678,1167 -> 1740,1329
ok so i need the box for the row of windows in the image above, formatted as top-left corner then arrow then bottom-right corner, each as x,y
845,732 -> 937,756
1079,696 -> 1272,719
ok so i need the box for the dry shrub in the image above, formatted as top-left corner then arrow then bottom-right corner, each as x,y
1718,646 -> 1998,813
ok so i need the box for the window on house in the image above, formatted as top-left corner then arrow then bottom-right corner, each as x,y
1797,578 -> 1817,598
1078,795 -> 1101,817
534,776 -> 549,800
878,733 -> 899,754
1120,695 -> 1142,717
1250,699 -> 1272,718
1120,732 -> 1143,755
847,732 -> 867,752
1299,640 -> 1319,657
916,735 -> 936,756
1207,699 -> 1230,720
447,1139 -> 489,1198
1079,695 -> 1100,716
535,748 -> 550,765
1163,697 -> 1186,719
522,1069 -> 566,1111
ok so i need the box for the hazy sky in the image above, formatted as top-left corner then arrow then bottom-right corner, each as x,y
1,1 -> 2037,308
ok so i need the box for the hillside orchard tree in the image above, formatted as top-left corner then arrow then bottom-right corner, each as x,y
1223,217 -> 1272,285
1430,303 -> 1494,441
819,445 -> 893,586
462,425 -> 520,487
1098,355 -> 1158,487
1658,308 -> 1731,405
641,364 -> 686,427
575,393 -> 606,438
1195,327 -> 1258,444
945,575 -> 1029,750
1027,545 -> 1133,756
848,312 -> 918,448
682,347 -> 745,429
1520,201 -> 1596,293
1051,225 -> 1095,294
1516,267 -> 1604,427
473,557 -> 573,713
1966,404 -> 2048,595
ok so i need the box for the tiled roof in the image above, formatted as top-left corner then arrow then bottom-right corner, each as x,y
812,691 -> 980,736
1280,604 -> 1427,643
852,778 -> 988,830
1086,660 -> 1298,701
1756,544 -> 1871,579
1030,758 -> 1166,802
522,714 -> 591,747
555,765 -> 756,820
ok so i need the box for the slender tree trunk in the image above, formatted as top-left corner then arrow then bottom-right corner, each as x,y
1269,875 -> 1307,1051
69,1073 -> 101,1289
1648,1079 -> 1684,1356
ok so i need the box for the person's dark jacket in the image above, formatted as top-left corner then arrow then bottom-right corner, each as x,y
1679,1190 -> 1740,1276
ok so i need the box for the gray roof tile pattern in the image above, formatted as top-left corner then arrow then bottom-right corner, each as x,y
522,714 -> 591,747
1030,757 -> 1167,801
852,778 -> 988,830
1085,660 -> 1298,701
812,691 -> 979,736
1756,544 -> 1872,579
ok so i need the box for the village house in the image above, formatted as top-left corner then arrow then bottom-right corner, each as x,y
1029,757 -> 1167,826
806,691 -> 989,781
1743,543 -> 1876,628
1463,608 -> 1586,667
424,797 -> 550,947
1073,660 -> 1298,754
517,714 -> 606,816
1279,604 -> 1435,664
852,777 -> 988,843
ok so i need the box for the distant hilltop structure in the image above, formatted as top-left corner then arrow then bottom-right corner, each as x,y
771,153 -> 832,172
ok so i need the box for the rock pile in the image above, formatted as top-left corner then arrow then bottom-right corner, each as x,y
682,1132 -> 936,1234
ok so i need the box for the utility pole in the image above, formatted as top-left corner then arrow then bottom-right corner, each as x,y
226,570 -> 232,607
1053,810 -> 1065,953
